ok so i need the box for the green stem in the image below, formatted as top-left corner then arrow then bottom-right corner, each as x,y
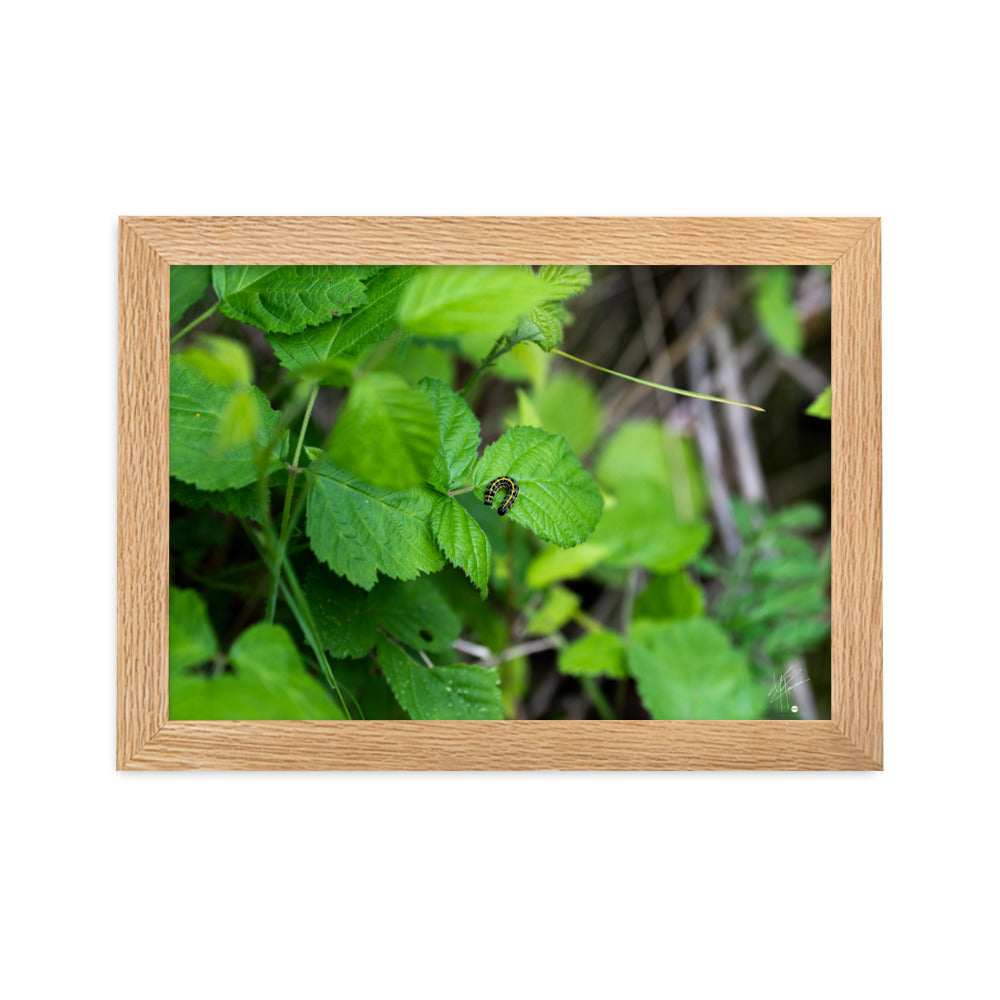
266,384 -> 319,624
551,348 -> 764,412
170,302 -> 220,345
460,334 -> 513,397
581,677 -> 615,720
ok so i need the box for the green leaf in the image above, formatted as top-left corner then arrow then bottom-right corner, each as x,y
170,623 -> 346,720
531,372 -> 602,455
429,495 -> 492,598
212,265 -> 380,334
558,631 -> 627,679
326,372 -> 438,489
398,265 -> 555,337
375,635 -> 503,720
170,265 -> 211,325
806,385 -> 831,419
419,377 -> 481,492
590,480 -> 711,573
183,334 -> 253,387
753,266 -> 804,355
526,541 -> 612,588
633,572 -> 705,622
170,355 -> 287,490
170,476 -> 272,523
169,587 -> 218,671
596,421 -> 707,521
306,570 -> 461,658
268,266 -> 419,374
515,300 -> 569,350
626,618 -> 764,720
474,426 -> 603,547
305,459 -> 444,590
524,586 -> 580,636
537,265 -> 592,299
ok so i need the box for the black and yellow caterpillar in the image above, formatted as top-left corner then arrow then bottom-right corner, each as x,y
484,476 -> 519,516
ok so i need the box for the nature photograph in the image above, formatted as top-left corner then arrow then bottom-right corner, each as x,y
168,262 -> 832,722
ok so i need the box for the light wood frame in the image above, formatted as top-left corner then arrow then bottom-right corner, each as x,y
118,217 -> 881,770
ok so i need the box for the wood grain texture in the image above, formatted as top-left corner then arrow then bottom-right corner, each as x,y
117,216 -> 883,771
117,222 -> 170,767
831,221 -> 883,766
121,216 -> 876,265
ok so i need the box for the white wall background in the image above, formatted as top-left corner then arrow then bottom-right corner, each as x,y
3,3 -> 996,998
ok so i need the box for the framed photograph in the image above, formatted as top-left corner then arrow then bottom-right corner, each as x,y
118,217 -> 881,770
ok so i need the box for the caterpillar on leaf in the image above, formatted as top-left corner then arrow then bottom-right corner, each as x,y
484,476 -> 519,516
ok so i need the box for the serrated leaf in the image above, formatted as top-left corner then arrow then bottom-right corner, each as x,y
268,266 -> 419,374
515,300 -> 568,350
429,495 -> 492,598
524,586 -> 580,636
474,426 -> 603,547
169,587 -> 218,671
753,266 -> 804,355
170,355 -> 288,490
326,372 -> 438,489
170,265 -> 212,325
306,570 -> 461,658
419,377 -> 481,492
170,476 -> 273,523
170,623 -> 346,720
375,635 -> 503,720
537,265 -> 592,299
398,265 -> 555,337
627,619 -> 764,720
305,459 -> 444,590
213,265 -> 380,334
806,385 -> 831,419
558,631 -> 627,679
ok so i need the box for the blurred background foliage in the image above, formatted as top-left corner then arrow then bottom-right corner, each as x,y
169,264 -> 831,720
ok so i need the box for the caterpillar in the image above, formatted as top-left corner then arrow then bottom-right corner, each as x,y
484,476 -> 519,516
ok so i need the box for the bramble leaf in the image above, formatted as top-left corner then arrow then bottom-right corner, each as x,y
537,265 -> 592,299
268,266 -> 419,373
170,265 -> 211,325
419,377 -> 481,492
213,265 -> 381,334
168,587 -> 218,672
305,459 -> 444,590
327,372 -> 438,489
375,635 -> 503,720
626,618 -> 764,720
474,426 -> 603,547
530,372 -> 602,455
170,355 -> 287,490
305,570 -> 461,658
558,631 -> 628,679
430,495 -> 492,598
398,265 -> 555,337
170,623 -> 347,720
753,266 -> 804,355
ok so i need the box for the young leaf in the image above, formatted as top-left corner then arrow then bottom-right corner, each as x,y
306,570 -> 461,658
305,459 -> 444,590
170,623 -> 347,720
212,265 -> 380,334
326,372 -> 439,489
558,631 -> 628,679
398,265 -> 555,337
537,265 -> 592,299
419,377 -> 481,492
170,355 -> 288,490
626,618 -> 764,720
268,266 -> 419,373
430,495 -> 492,598
170,265 -> 212,325
806,385 -> 831,419
530,372 -> 602,455
515,300 -> 569,350
753,266 -> 804,355
474,426 -> 603,547
375,635 -> 503,720
169,587 -> 218,671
